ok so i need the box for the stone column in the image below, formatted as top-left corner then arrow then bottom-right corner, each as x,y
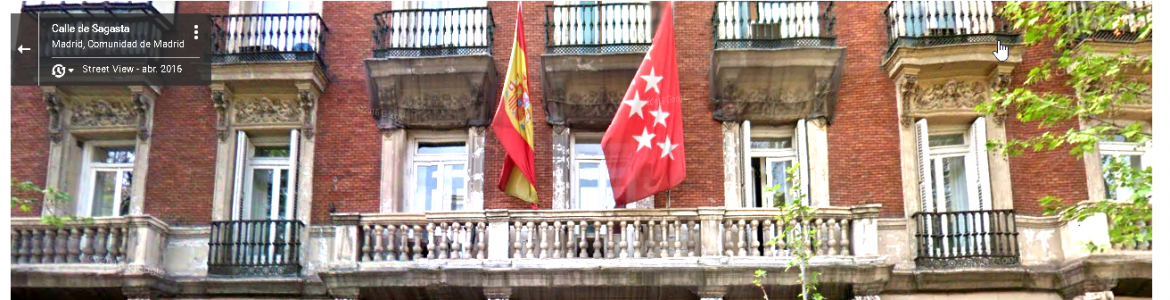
380,128 -> 407,212
698,207 -> 726,256
331,214 -> 361,271
486,209 -> 511,260
850,204 -> 882,256
469,126 -> 487,210
551,125 -> 572,209
806,118 -> 831,207
721,121 -> 743,208
209,83 -> 235,221
128,86 -> 156,216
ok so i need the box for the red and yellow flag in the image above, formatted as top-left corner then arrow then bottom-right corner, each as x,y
492,2 -> 538,206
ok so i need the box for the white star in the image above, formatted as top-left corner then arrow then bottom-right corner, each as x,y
649,105 -> 670,128
644,45 -> 653,61
633,128 -> 656,152
641,68 -> 663,94
657,136 -> 678,160
622,91 -> 649,119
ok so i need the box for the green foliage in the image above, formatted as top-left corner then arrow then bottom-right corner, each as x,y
982,1 -> 1152,252
753,163 -> 824,300
11,179 -> 84,226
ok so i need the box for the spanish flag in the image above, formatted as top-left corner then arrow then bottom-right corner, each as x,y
492,2 -> 539,206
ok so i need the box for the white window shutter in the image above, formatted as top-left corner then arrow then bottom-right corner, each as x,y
287,129 -> 300,220
971,117 -> 991,210
795,119 -> 811,206
231,131 -> 249,220
742,120 -> 753,208
915,119 -> 934,212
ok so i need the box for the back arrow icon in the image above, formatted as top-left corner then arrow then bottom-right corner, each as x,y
17,45 -> 30,53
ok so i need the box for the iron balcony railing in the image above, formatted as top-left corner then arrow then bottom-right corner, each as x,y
1070,1 -> 1152,42
208,220 -> 304,277
712,1 -> 836,49
372,7 -> 494,58
545,2 -> 653,54
209,14 -> 329,66
913,209 -> 1019,269
884,1 -> 1018,55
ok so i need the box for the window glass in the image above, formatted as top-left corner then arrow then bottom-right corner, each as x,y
939,156 -> 970,211
415,165 -> 440,211
92,147 -> 135,164
750,137 -> 792,150
255,146 -> 291,158
576,162 -> 616,210
576,141 -> 604,156
248,169 -> 276,220
444,164 -> 467,211
1103,154 -> 1143,200
767,159 -> 793,207
928,133 -> 965,147
418,142 -> 467,155
90,171 -> 118,217
119,171 -> 132,216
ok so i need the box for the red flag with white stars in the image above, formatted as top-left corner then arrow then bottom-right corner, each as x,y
601,3 -> 685,207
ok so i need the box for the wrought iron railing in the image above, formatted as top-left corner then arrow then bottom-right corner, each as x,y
208,220 -> 304,277
913,209 -> 1019,269
545,3 -> 653,54
372,7 -> 494,58
209,14 -> 328,66
1070,1 -> 1152,42
884,1 -> 1018,55
712,1 -> 836,49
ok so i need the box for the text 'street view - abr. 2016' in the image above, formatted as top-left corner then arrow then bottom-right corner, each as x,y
4,1 -> 1156,300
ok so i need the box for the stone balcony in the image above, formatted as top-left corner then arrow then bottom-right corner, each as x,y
11,216 -> 171,300
319,205 -> 891,299
710,1 -> 845,125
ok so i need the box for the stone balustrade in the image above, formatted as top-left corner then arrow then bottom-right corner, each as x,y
722,207 -> 854,257
357,211 -> 489,262
13,217 -> 132,264
336,205 -> 882,266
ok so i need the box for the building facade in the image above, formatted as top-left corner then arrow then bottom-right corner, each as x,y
11,1 -> 1152,300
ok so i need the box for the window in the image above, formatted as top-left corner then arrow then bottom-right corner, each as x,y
231,130 -> 299,221
79,143 -> 135,217
571,135 -> 630,209
1100,134 -> 1148,201
410,140 -> 468,212
743,120 -> 810,208
914,118 -> 991,213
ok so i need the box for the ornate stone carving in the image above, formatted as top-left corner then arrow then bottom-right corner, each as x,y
299,90 -> 316,140
212,91 -> 230,141
132,93 -> 151,140
70,99 -> 138,128
909,80 -> 989,112
992,73 -> 1013,91
44,91 -> 63,143
373,83 -> 491,129
545,87 -> 624,129
234,97 -> 299,124
713,80 -> 815,123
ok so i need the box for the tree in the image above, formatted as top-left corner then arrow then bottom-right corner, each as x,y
980,1 -> 1152,251
11,179 -> 80,226
753,163 -> 824,300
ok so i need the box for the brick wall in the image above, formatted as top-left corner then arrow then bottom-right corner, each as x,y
141,1 -> 228,225
827,2 -> 906,217
11,86 -> 48,217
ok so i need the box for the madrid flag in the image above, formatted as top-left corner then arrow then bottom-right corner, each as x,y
602,3 -> 685,207
492,3 -> 538,206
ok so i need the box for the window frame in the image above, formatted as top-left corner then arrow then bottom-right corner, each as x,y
77,141 -> 136,217
407,133 -> 470,212
743,121 -> 810,208
1099,135 -> 1148,201
231,130 -> 299,221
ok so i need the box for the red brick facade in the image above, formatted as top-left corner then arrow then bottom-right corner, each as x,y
10,1 -> 1091,224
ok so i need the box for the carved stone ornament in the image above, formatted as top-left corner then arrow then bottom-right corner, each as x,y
70,99 -> 139,128
212,91 -> 230,141
298,90 -> 316,140
992,73 -> 1013,91
545,87 -> 624,128
909,80 -> 989,112
44,91 -> 63,143
374,83 -> 490,129
234,97 -> 300,124
713,80 -> 815,123
132,93 -> 151,140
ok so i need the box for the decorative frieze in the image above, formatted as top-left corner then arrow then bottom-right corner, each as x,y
70,99 -> 138,128
233,97 -> 300,125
